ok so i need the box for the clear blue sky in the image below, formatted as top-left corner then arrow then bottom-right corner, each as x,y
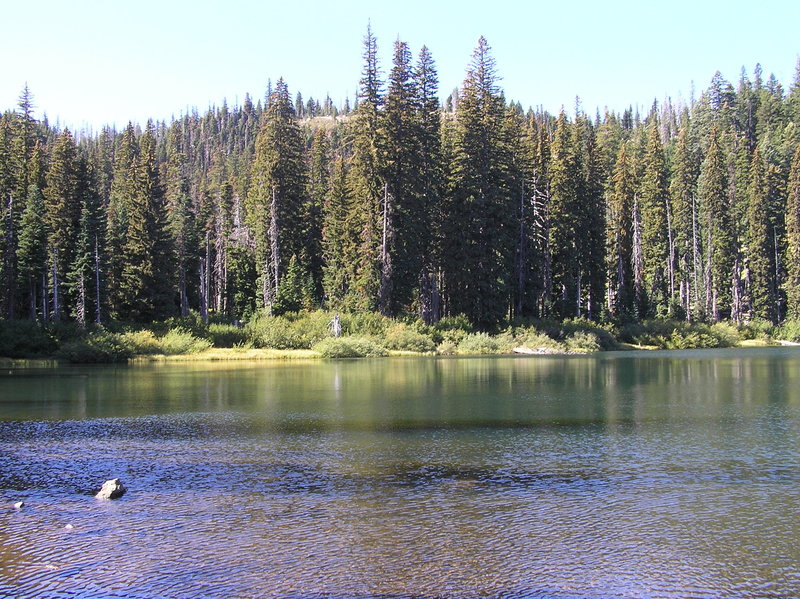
2,0 -> 798,131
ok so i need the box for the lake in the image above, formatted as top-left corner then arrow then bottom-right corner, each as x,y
1,349 -> 799,598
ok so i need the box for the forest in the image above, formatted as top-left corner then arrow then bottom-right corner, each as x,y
2,29 -> 800,339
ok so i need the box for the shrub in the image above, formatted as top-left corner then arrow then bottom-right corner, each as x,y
621,320 -> 739,349
383,324 -> 436,352
208,323 -> 248,348
430,314 -> 473,344
120,329 -> 162,355
313,336 -> 387,358
496,326 -> 564,352
739,319 -> 774,341
565,331 -> 601,353
437,340 -> 458,355
160,328 -> 211,355
340,312 -> 392,337
561,318 -> 618,350
457,332 -> 499,355
777,319 -> 800,342
57,332 -> 132,363
709,322 -> 740,347
0,320 -> 55,358
246,314 -> 304,349
285,311 -> 336,347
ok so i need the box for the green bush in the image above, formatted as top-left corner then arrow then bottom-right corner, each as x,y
160,328 -> 211,355
120,329 -> 162,354
776,319 -> 800,342
208,323 -> 248,348
430,314 -> 473,344
285,311 -> 336,346
246,314 -> 304,349
621,320 -> 739,349
437,340 -> 458,355
57,332 -> 132,363
457,332 -> 499,355
0,320 -> 55,358
383,324 -> 436,352
565,331 -> 601,353
561,318 -> 618,350
739,319 -> 774,341
47,321 -> 88,344
340,312 -> 392,337
495,326 -> 564,352
313,336 -> 387,358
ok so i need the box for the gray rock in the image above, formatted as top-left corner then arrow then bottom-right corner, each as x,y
95,478 -> 126,500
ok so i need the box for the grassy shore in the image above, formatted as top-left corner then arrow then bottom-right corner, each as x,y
1,310 -> 798,363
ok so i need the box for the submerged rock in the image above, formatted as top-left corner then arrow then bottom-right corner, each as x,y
95,478 -> 126,500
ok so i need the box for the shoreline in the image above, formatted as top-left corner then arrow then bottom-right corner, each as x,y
1,338 -> 786,367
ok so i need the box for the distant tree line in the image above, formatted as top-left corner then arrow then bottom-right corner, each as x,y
2,29 -> 800,329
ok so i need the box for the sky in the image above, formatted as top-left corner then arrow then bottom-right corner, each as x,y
2,0 -> 799,131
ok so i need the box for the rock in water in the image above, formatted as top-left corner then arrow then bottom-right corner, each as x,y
13,501 -> 24,509
95,478 -> 126,500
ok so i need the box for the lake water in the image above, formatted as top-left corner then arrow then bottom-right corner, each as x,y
1,349 -> 799,598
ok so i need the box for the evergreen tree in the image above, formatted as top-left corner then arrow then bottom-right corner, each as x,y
69,155 -> 103,324
606,143 -> 635,316
118,122 -> 175,321
747,146 -> 778,321
669,121 -> 701,320
347,24 -> 384,311
306,128 -> 330,301
380,38 -> 421,315
638,123 -> 670,315
249,78 -> 308,310
273,254 -> 314,314
322,156 -> 358,307
698,125 -> 734,320
413,45 -> 442,323
16,182 -> 47,320
574,114 -> 605,319
164,125 -> 197,317
784,145 -> 800,318
548,110 -> 580,318
443,36 -> 515,327
106,123 -> 138,318
44,129 -> 81,320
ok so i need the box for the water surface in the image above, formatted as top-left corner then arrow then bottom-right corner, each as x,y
1,349 -> 799,598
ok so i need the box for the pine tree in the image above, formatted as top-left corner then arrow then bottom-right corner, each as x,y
249,78 -> 308,310
606,143 -> 635,316
164,125 -> 197,317
347,24 -> 384,311
306,128 -> 330,301
669,120 -> 701,320
69,155 -> 103,324
784,145 -> 800,318
747,146 -> 778,322
273,254 -> 314,315
443,36 -> 515,327
638,123 -> 670,315
380,38 -> 424,315
118,122 -> 175,321
698,125 -> 733,320
574,114 -> 605,319
548,110 -> 580,318
322,156 -> 358,307
16,182 -> 47,320
414,45 -> 442,322
44,129 -> 81,320
106,123 -> 138,318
